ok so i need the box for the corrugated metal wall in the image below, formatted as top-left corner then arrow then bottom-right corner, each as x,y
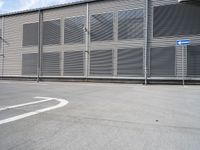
2,13 -> 39,76
187,45 -> 200,77
150,0 -> 200,80
0,0 -> 200,82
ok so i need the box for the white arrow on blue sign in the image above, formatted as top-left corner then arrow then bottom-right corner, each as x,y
176,39 -> 191,46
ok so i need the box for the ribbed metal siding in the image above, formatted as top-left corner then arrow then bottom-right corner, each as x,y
22,53 -> 37,75
42,52 -> 61,76
2,0 -> 200,81
150,46 -> 175,77
153,3 -> 200,37
0,29 -> 1,51
64,16 -> 85,44
117,48 -> 143,76
118,9 -> 144,40
90,50 -> 113,76
90,13 -> 113,42
23,23 -> 38,46
43,19 -> 61,45
64,51 -> 84,76
3,13 -> 39,76
187,45 -> 200,76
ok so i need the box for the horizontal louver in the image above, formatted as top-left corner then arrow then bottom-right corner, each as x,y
42,52 -> 60,76
117,48 -> 143,76
118,9 -> 144,40
0,29 -> 1,50
64,51 -> 84,76
187,45 -> 200,76
64,16 -> 85,44
90,13 -> 113,42
23,23 -> 38,46
43,19 -> 61,45
150,47 -> 175,77
90,50 -> 113,76
154,4 -> 200,37
22,53 -> 37,75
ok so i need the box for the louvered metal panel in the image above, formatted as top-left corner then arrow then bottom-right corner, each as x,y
154,3 -> 200,37
2,0 -> 200,82
150,46 -> 175,76
0,29 -> 1,51
117,48 -> 143,76
90,13 -> 113,42
42,52 -> 61,76
118,9 -> 144,40
43,19 -> 61,45
90,50 -> 113,76
187,45 -> 200,76
64,51 -> 84,76
22,53 -> 37,75
64,16 -> 85,44
23,22 -> 38,46
3,13 -> 39,76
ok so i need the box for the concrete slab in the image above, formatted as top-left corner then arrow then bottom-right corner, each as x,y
0,81 -> 200,150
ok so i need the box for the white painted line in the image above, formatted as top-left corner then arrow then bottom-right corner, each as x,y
0,97 -> 68,125
0,97 -> 53,111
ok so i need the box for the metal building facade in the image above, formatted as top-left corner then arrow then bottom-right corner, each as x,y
0,0 -> 200,83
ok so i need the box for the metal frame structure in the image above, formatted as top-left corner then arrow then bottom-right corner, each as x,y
0,0 -> 200,84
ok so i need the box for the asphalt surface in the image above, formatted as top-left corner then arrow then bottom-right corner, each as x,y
0,81 -> 200,150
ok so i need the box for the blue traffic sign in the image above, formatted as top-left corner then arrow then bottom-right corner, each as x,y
176,39 -> 191,46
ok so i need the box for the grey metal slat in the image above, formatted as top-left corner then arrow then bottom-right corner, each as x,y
64,51 -> 84,76
118,9 -> 144,40
0,29 -> 1,51
43,19 -> 61,45
90,50 -> 113,76
42,52 -> 61,76
23,23 -> 38,46
22,53 -> 37,75
117,48 -> 143,76
64,16 -> 85,44
90,13 -> 113,42
187,45 -> 200,76
153,3 -> 200,37
150,46 -> 175,77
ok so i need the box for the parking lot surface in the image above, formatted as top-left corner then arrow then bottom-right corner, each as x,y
0,81 -> 200,150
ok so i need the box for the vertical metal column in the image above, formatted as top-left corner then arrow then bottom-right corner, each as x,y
144,0 -> 149,85
61,18 -> 65,76
182,46 -> 185,85
85,3 -> 89,78
37,10 -> 43,82
1,17 -> 5,78
113,12 -> 118,77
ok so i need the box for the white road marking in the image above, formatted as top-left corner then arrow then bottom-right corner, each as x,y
0,97 -> 68,125
0,97 -> 53,111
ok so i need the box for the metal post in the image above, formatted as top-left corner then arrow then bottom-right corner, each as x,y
182,46 -> 185,85
85,3 -> 89,78
1,17 -> 5,78
37,10 -> 43,82
144,0 -> 149,85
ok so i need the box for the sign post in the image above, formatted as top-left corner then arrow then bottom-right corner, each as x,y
176,39 -> 191,85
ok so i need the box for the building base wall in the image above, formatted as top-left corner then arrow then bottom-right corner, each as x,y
1,76 -> 200,85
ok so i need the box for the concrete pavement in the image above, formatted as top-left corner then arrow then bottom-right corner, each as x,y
0,81 -> 200,150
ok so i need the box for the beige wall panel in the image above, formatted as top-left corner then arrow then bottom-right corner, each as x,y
3,13 -> 39,75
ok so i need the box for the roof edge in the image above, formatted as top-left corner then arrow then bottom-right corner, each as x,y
0,0 -> 101,17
